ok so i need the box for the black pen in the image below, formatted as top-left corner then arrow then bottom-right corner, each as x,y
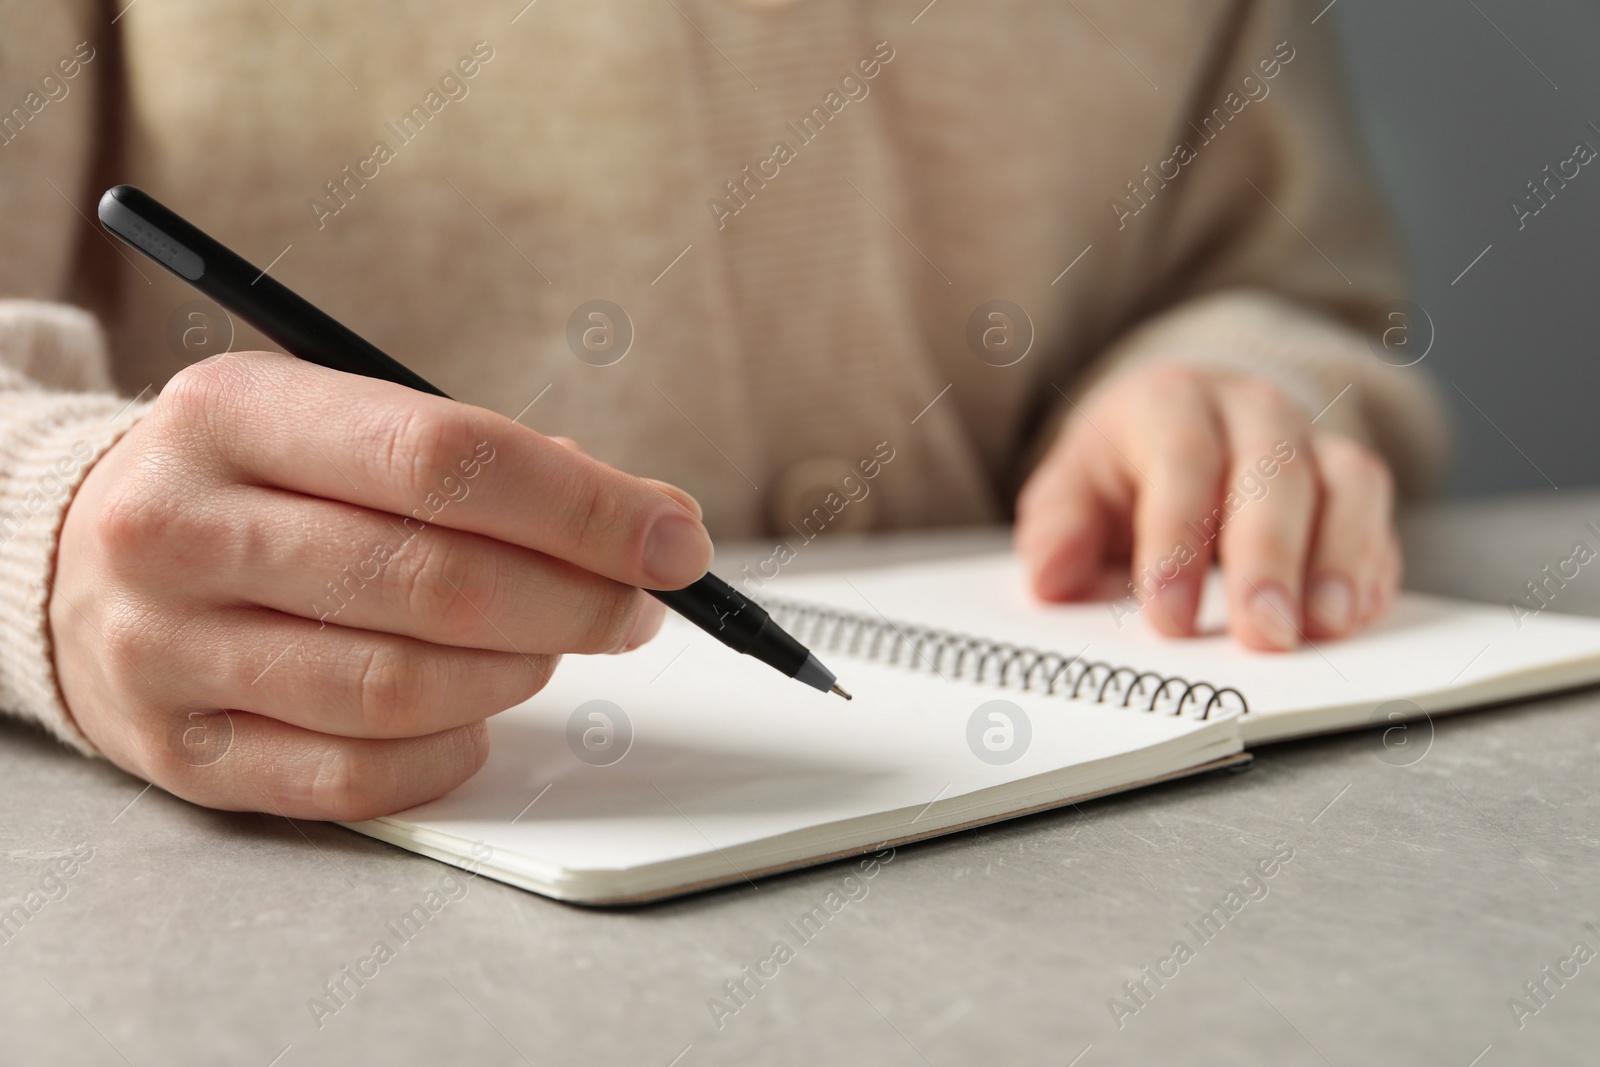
97,184 -> 850,700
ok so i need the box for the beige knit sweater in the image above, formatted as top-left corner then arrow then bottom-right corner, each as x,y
0,0 -> 1445,753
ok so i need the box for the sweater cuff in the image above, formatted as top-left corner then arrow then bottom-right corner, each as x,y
0,301 -> 155,755
1051,289 -> 1450,497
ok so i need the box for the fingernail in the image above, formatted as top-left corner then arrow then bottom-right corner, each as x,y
1249,583 -> 1300,650
617,596 -> 666,653
1307,574 -> 1355,634
642,511 -> 712,587
1149,574 -> 1200,635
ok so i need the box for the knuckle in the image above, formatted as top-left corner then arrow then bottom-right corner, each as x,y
1139,362 -> 1209,400
159,357 -> 248,426
1234,376 -> 1297,417
93,474 -> 170,567
98,601 -> 160,685
309,745 -> 393,820
1322,437 -> 1393,493
131,720 -> 187,785
400,534 -> 493,641
138,706 -> 226,788
95,473 -> 244,574
1059,413 -> 1104,456
1314,432 -> 1363,466
377,407 -> 478,506
1122,365 -> 1208,422
353,643 -> 430,734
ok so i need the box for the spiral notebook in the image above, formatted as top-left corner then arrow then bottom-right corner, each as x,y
346,553 -> 1600,904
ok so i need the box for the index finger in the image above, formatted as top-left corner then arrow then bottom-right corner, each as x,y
167,353 -> 713,590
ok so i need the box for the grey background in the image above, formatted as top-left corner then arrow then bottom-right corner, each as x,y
1332,0 -> 1600,496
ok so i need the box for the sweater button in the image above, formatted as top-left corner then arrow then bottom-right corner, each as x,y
766,456 -> 878,537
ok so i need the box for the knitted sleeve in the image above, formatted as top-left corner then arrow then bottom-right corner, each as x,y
1,2 -> 154,752
0,303 -> 153,753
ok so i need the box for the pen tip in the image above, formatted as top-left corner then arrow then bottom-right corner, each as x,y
830,683 -> 853,701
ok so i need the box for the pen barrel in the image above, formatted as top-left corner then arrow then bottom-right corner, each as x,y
97,185 -> 447,398
648,576 -> 808,677
209,270 -> 447,397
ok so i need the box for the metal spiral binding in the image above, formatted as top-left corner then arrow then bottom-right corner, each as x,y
763,598 -> 1248,720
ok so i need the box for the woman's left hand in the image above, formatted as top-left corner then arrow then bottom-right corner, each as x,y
1015,363 -> 1400,650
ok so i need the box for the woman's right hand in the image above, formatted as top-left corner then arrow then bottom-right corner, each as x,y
48,352 -> 712,819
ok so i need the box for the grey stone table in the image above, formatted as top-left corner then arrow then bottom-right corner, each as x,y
3,494 -> 1598,1066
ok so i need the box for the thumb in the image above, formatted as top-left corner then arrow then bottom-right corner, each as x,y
551,436 -> 704,521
